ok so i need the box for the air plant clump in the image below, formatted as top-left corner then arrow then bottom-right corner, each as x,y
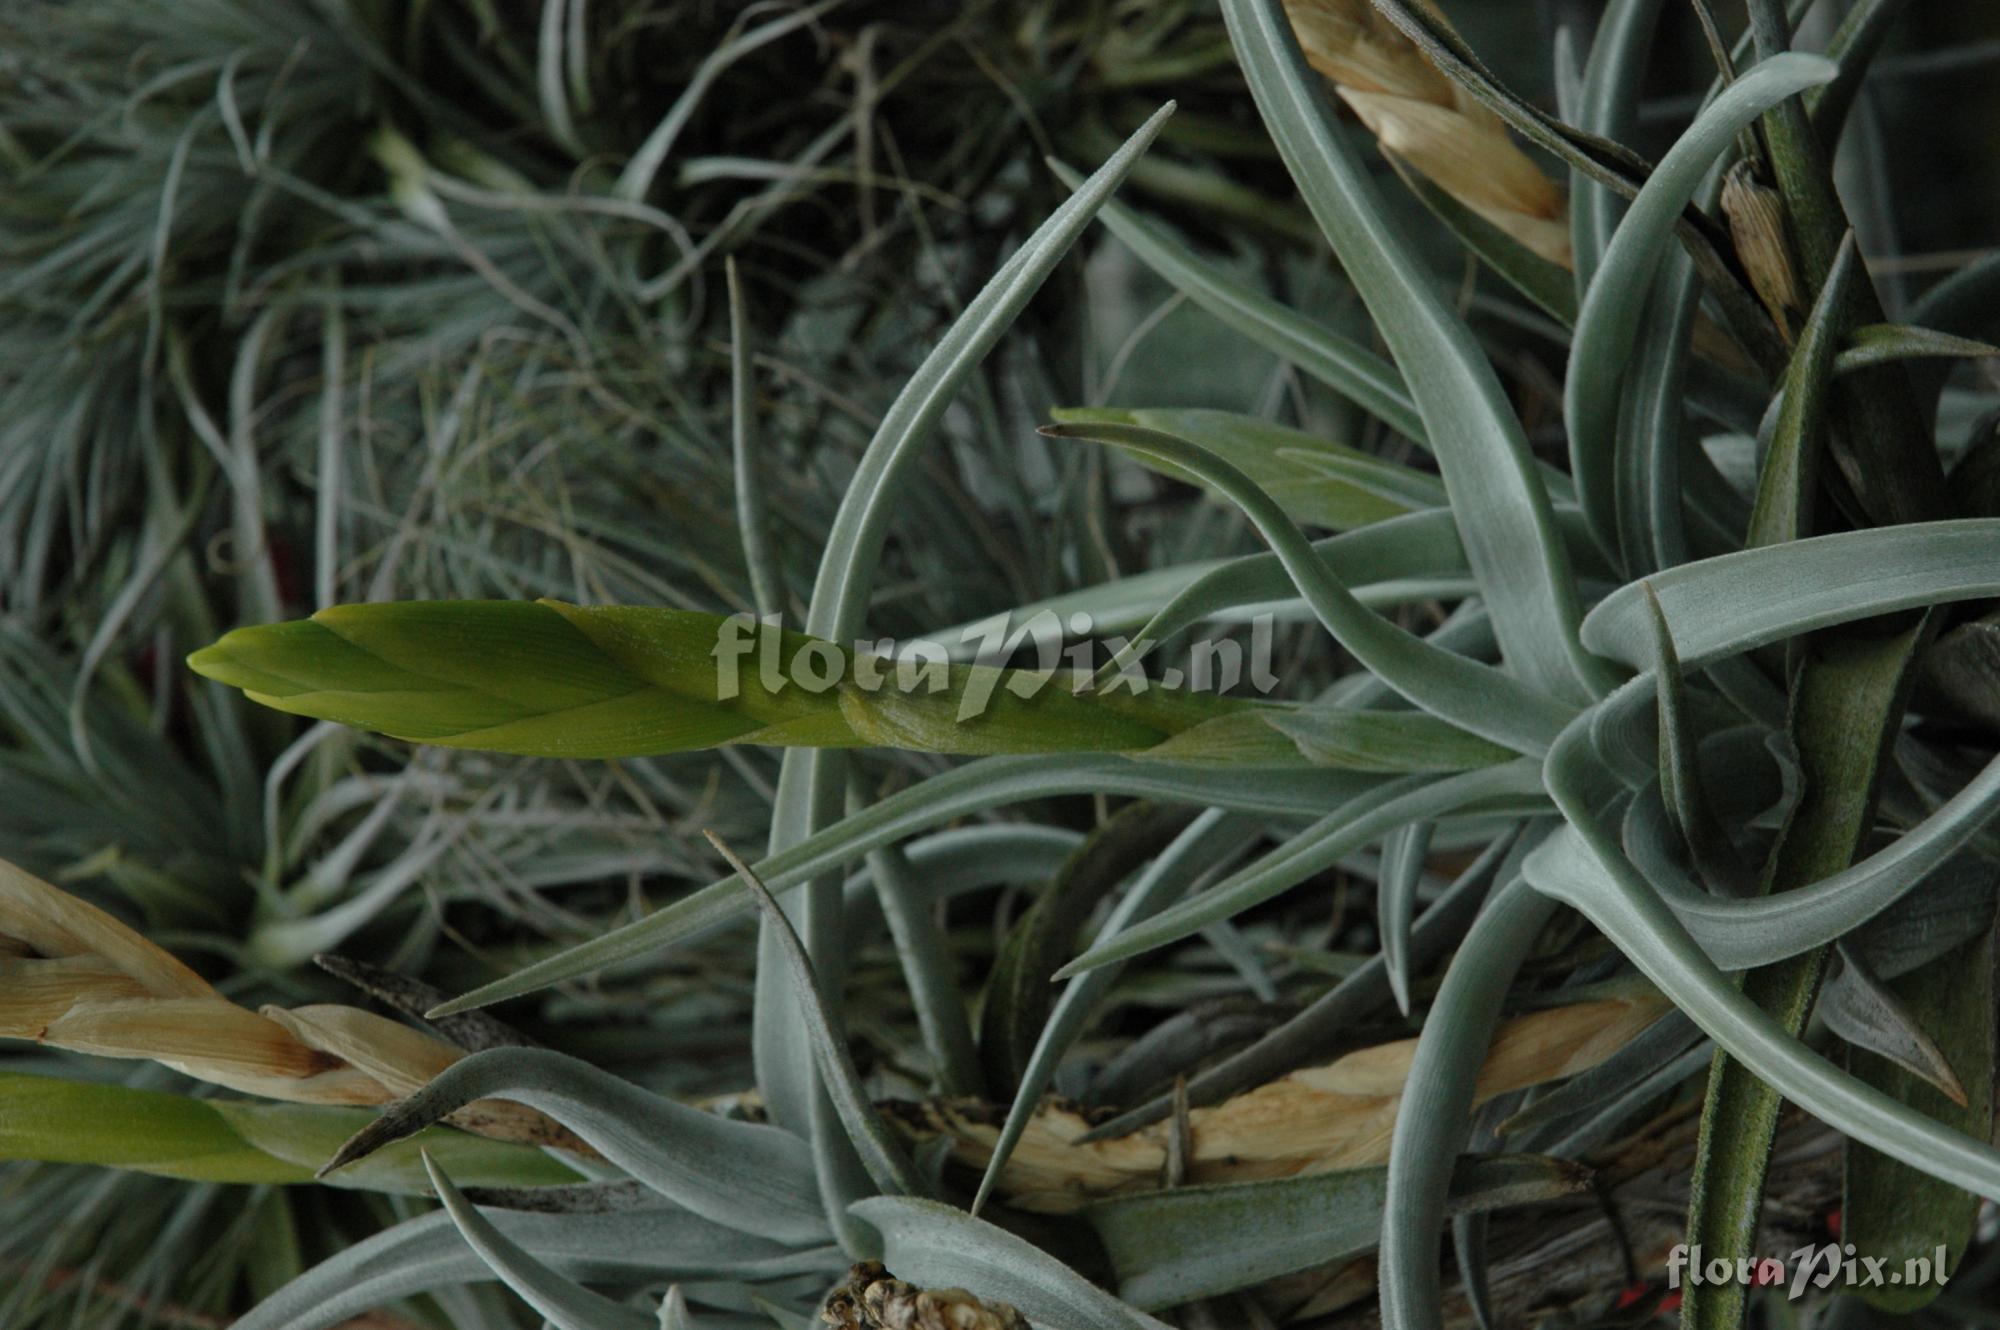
9,0 -> 2000,1328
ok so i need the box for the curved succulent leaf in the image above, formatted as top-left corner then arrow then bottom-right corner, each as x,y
1047,420 -> 1575,754
1378,879 -> 1559,1330
231,1202 -> 835,1330
850,1196 -> 1174,1330
1622,749 -> 2000,969
421,1151 -> 658,1330
1584,520 -> 2000,668
319,1047 -> 830,1245
1221,0 -> 1609,706
1528,709 -> 2000,1204
1567,52 -> 1836,560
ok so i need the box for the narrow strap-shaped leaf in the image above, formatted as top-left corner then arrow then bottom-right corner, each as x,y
1050,405 -> 1443,530
1583,519 -> 2000,668
848,1197 -> 1174,1330
970,810 -> 1258,1216
1220,0 -> 1610,706
1043,167 -> 1423,441
1569,0 -> 1669,288
942,507 -> 1481,648
1834,322 -> 2000,377
764,103 -> 1175,1164
1745,232 -> 1859,548
860,834 -> 984,1099
1822,944 -> 1968,1107
1640,587 -> 1751,896
421,1152 -> 658,1330
1094,509 -> 1483,672
1610,247 -> 1701,576
1047,420 -> 1574,754
1378,821 -> 1433,1015
1537,1041 -> 1714,1158
1054,760 -> 1546,979
1378,878 -> 1558,1330
427,756 -> 1383,1017
710,832 -> 925,1200
727,258 -> 784,620
1087,1154 -> 1587,1311
1566,53 -> 1836,561
1072,828 -> 1520,1143
317,1046 -> 830,1245
979,805 -> 1196,1097
1496,1009 -> 1702,1137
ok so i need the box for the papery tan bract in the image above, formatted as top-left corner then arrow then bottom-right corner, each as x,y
1283,0 -> 1571,266
0,858 -> 577,1150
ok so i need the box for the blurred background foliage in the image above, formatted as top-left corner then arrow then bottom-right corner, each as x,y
0,0 -> 1997,1324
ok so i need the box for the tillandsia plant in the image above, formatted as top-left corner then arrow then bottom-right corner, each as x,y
16,0 -> 2000,1326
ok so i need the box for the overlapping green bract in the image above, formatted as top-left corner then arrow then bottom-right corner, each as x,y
190,599 -> 1250,759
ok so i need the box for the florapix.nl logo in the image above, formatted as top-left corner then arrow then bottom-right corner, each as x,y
711,609 -> 1283,718
1666,1243 -> 1951,1300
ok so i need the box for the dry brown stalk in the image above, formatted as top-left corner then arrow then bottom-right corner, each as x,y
908,992 -> 1670,1212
